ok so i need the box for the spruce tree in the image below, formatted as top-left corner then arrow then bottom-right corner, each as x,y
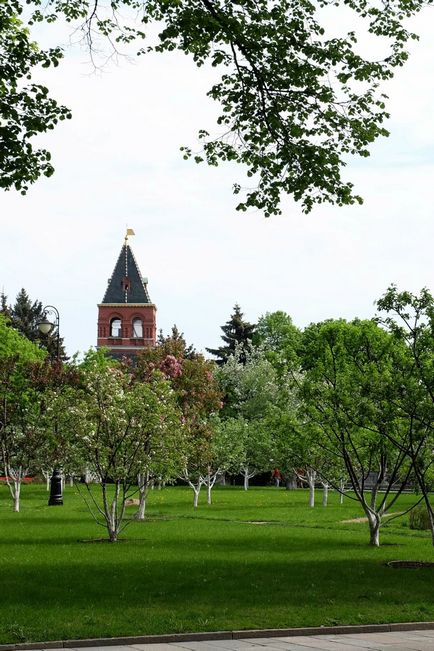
207,304 -> 255,365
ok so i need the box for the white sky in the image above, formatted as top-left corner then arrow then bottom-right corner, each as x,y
1,7 -> 434,357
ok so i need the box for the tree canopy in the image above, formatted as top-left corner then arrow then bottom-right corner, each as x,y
3,0 -> 431,214
0,0 -> 71,194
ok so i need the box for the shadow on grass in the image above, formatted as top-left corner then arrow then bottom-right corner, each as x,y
1,556 -> 433,613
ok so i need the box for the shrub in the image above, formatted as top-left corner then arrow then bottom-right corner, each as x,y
409,505 -> 431,531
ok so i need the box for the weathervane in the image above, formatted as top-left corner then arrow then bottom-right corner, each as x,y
125,227 -> 135,245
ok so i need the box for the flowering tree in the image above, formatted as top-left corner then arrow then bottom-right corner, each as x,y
55,350 -> 183,541
217,345 -> 283,488
137,331 -> 222,508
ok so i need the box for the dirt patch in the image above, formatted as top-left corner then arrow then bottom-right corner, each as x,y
386,560 -> 434,569
341,512 -> 404,524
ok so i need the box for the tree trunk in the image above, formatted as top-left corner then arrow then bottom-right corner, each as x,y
306,469 -> 316,508
322,483 -> 329,507
101,481 -> 124,542
207,480 -> 212,505
135,471 -> 149,520
243,467 -> 249,491
339,478 -> 345,505
309,481 -> 315,508
193,488 -> 200,508
286,471 -> 298,490
366,511 -> 381,547
13,480 -> 20,512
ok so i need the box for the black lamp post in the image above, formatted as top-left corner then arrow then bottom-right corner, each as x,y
38,305 -> 63,506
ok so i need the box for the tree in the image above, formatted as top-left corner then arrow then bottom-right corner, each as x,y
217,345 -> 282,488
377,286 -> 434,544
27,0 -> 430,214
207,304 -> 255,365
1,289 -> 67,360
55,350 -> 183,542
137,331 -> 222,508
301,318 -> 418,546
0,0 -> 71,193
254,310 -> 301,375
0,315 -> 46,511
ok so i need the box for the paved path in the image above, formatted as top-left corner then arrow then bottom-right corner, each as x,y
24,630 -> 434,651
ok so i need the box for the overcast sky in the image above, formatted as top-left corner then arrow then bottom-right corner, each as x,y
1,7 -> 434,357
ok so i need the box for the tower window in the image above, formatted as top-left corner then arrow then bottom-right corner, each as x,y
121,277 -> 131,292
110,318 -> 122,338
132,317 -> 143,338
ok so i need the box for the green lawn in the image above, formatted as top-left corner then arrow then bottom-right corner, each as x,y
1,483 -> 434,644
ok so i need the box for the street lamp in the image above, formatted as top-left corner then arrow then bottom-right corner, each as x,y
38,305 -> 63,506
38,305 -> 60,361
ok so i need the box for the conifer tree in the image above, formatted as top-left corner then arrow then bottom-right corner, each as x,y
207,304 -> 255,365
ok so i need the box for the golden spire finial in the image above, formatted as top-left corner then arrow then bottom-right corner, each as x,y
125,227 -> 135,245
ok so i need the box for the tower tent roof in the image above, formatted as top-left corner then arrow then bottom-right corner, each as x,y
102,243 -> 151,304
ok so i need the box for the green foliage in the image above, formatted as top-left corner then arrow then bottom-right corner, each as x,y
27,0 -> 431,213
0,0 -> 71,193
301,318 -> 419,544
1,289 -> 67,360
254,310 -> 301,374
409,504 -> 431,531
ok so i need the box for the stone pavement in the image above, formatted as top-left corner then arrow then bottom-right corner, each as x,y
21,630 -> 434,651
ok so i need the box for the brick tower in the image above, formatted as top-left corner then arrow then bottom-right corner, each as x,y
97,231 -> 157,357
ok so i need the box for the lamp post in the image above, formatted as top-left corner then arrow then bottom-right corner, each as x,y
38,305 -> 63,506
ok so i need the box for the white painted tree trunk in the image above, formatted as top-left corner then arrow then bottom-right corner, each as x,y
183,470 -> 203,509
13,481 -> 21,512
135,471 -> 150,520
203,467 -> 220,505
307,469 -> 316,508
193,486 -> 200,508
101,481 -> 125,542
242,466 -> 255,491
4,465 -> 26,513
322,482 -> 329,507
339,478 -> 345,505
367,512 -> 381,547
69,476 -> 74,487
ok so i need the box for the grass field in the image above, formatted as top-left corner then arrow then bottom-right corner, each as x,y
1,483 -> 434,644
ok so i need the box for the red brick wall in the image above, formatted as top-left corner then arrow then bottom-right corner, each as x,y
97,304 -> 157,353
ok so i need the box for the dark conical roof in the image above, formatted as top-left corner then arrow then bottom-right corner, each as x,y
102,243 -> 151,304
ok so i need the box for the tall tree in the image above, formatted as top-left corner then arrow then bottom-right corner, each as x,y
25,0 -> 431,214
207,304 -> 255,365
377,286 -> 434,544
301,318 -> 418,546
